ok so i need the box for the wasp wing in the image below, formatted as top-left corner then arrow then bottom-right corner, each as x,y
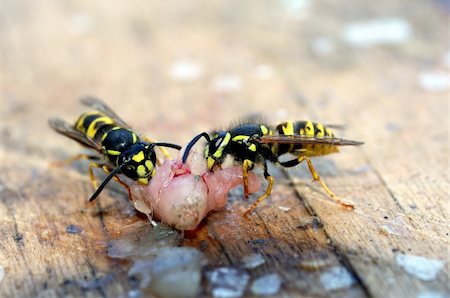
79,96 -> 131,129
49,118 -> 102,151
259,135 -> 364,146
324,124 -> 346,130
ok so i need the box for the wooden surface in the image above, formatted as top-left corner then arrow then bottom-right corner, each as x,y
0,1 -> 449,297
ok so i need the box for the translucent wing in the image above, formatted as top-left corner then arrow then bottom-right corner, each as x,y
49,118 -> 101,151
79,96 -> 130,129
324,124 -> 346,130
259,135 -> 364,146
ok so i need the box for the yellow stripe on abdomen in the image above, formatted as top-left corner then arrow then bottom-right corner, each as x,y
86,116 -> 115,140
305,121 -> 314,136
75,111 -> 103,133
281,122 -> 294,135
315,123 -> 324,137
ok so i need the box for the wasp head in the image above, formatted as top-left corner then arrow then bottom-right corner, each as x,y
118,143 -> 157,185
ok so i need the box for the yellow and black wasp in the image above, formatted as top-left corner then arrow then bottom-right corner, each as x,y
49,96 -> 181,202
182,120 -> 363,216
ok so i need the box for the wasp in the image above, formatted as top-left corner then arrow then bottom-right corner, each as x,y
49,96 -> 182,202
182,120 -> 363,216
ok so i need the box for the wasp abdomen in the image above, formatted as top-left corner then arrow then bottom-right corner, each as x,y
74,111 -> 141,164
276,121 -> 334,138
75,111 -> 116,142
276,121 -> 338,157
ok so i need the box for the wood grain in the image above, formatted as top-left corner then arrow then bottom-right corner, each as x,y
0,0 -> 448,297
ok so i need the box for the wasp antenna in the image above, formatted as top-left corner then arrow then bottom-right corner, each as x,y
153,142 -> 182,150
181,132 -> 210,164
89,164 -> 125,202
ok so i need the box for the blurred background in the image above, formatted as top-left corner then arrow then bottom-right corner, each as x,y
1,0 -> 448,149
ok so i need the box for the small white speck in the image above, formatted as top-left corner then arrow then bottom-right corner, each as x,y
0,265 -> 5,283
170,59 -> 204,81
282,0 -> 311,19
278,206 -> 291,212
380,224 -> 401,236
242,253 -> 265,269
128,289 -> 142,298
396,253 -> 445,281
253,65 -> 273,80
208,267 -> 249,298
342,18 -> 411,47
380,216 -> 408,237
311,37 -> 335,56
320,266 -> 355,291
282,0 -> 309,10
417,290 -> 450,298
250,273 -> 282,296
443,51 -> 450,68
418,71 -> 450,92
212,75 -> 242,93
69,13 -> 94,35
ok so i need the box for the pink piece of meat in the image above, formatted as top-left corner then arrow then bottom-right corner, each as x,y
130,152 -> 261,230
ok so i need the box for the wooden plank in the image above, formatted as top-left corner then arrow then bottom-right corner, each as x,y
0,0 -> 448,297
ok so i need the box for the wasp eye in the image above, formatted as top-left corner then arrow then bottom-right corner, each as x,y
214,138 -> 222,147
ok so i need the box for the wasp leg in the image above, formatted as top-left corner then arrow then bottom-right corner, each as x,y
144,136 -> 171,165
88,162 -> 106,190
280,156 -> 354,210
243,161 -> 274,217
242,159 -> 253,198
102,165 -> 132,201
52,153 -> 100,167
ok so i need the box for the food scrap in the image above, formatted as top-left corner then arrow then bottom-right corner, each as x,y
130,147 -> 261,230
